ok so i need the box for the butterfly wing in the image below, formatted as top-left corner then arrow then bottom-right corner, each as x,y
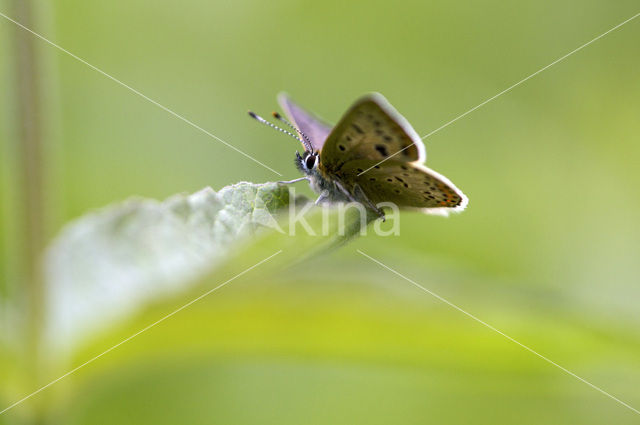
319,93 -> 426,173
340,159 -> 468,214
278,93 -> 333,152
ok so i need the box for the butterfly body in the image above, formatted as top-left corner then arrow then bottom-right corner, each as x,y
294,151 -> 352,204
266,93 -> 467,218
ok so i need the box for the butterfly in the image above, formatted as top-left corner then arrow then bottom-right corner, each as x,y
250,93 -> 468,220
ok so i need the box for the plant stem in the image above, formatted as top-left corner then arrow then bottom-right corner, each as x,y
11,0 -> 47,421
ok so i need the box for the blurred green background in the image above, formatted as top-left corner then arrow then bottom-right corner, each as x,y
1,0 -> 639,424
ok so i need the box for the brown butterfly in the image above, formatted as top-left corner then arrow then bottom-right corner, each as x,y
250,93 -> 467,220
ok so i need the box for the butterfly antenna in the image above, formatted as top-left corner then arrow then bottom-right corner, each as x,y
272,112 -> 314,153
248,111 -> 306,145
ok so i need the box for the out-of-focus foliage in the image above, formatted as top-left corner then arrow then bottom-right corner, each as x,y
1,0 -> 639,423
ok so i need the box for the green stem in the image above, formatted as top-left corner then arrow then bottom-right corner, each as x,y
11,0 -> 47,422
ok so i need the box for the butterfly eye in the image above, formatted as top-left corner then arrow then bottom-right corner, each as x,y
305,154 -> 317,170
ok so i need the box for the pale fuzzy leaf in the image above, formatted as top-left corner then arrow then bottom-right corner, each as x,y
44,182 -> 304,351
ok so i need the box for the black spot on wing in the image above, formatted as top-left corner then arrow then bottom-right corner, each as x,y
351,123 -> 364,134
375,145 -> 388,157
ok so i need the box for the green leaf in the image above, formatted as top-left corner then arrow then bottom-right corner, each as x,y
43,182 -> 307,349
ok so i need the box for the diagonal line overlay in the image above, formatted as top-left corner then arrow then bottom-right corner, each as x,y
0,11 -> 282,176
0,250 -> 283,415
358,11 -> 640,176
357,249 -> 640,416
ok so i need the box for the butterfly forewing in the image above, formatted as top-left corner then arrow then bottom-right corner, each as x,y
273,92 -> 467,215
278,93 -> 333,152
340,159 -> 467,211
319,94 -> 425,173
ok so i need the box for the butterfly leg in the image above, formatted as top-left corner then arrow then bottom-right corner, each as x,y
277,177 -> 309,185
353,184 -> 386,222
315,190 -> 329,205
334,181 -> 358,202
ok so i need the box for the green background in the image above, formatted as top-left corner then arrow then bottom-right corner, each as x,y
1,0 -> 639,423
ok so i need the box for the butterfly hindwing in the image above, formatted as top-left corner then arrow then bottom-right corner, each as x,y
278,93 -> 333,152
339,159 -> 467,212
319,93 -> 426,173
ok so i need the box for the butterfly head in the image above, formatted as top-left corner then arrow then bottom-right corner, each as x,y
296,150 -> 319,174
